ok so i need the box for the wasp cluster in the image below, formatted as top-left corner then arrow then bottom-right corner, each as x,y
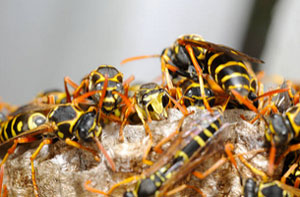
0,34 -> 299,197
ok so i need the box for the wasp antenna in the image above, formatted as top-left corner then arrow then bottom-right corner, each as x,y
121,54 -> 160,65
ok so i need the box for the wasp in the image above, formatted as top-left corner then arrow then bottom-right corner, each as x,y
121,34 -> 262,111
123,107 -> 223,197
175,34 -> 263,109
0,102 -> 114,197
33,89 -> 67,104
119,82 -> 187,163
85,105 -> 231,196
244,178 -> 300,197
265,103 -> 300,147
175,77 -> 215,109
64,65 -> 125,118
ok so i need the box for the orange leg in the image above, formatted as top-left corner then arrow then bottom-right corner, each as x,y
164,184 -> 205,197
0,136 -> 38,167
30,138 -> 52,197
97,74 -> 108,122
268,140 -> 276,177
225,143 -> 237,170
167,92 -> 189,116
64,76 -> 80,103
276,143 -> 300,166
295,177 -> 300,188
238,154 -> 268,182
85,175 -> 141,196
185,44 -> 212,112
253,87 -> 289,102
0,165 -> 4,197
281,160 -> 299,184
65,138 -> 100,162
123,75 -> 135,97
192,157 -> 228,179
142,121 -> 154,166
153,111 -> 193,153
93,137 -> 116,172
231,89 -> 258,113
119,102 -> 135,142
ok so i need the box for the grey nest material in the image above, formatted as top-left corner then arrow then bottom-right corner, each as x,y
1,108 -> 282,197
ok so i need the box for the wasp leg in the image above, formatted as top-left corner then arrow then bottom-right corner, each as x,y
185,44 -> 212,112
276,143 -> 300,167
93,137 -> 116,172
123,75 -> 135,97
64,76 -> 80,103
134,105 -> 154,165
85,175 -> 141,195
119,102 -> 135,142
65,138 -> 100,162
281,156 -> 300,185
164,184 -> 205,197
192,156 -> 228,180
97,74 -> 109,123
30,138 -> 52,197
0,136 -> 38,167
153,111 -> 191,153
0,165 -> 4,197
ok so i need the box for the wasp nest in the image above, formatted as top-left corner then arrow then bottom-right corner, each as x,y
1,108 -> 282,197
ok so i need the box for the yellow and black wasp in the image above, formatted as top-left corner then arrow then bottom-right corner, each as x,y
64,65 -> 125,118
237,148 -> 300,197
175,34 -> 263,108
265,103 -> 300,147
119,82 -> 186,164
0,101 -> 114,196
85,105 -> 230,196
121,34 -> 263,111
244,178 -> 300,197
175,77 -> 215,109
33,89 -> 67,104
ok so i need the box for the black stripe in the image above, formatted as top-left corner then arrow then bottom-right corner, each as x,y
217,65 -> 249,83
181,140 -> 200,158
224,76 -> 249,89
199,131 -> 209,142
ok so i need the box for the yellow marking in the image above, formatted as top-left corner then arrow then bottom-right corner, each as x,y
210,123 -> 219,132
150,174 -> 155,181
0,127 -> 4,142
104,97 -> 115,103
165,172 -> 172,179
221,73 -> 250,84
193,135 -> 206,147
156,172 -> 165,183
3,124 -> 8,141
17,121 -> 23,133
57,131 -> 64,139
215,61 -> 247,75
155,181 -> 161,187
203,129 -> 213,137
175,46 -> 179,54
228,84 -> 250,91
175,151 -> 189,162
295,170 -> 300,177
207,52 -> 223,74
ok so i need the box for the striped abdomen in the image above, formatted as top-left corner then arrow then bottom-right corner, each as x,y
130,110 -> 222,197
205,51 -> 251,98
0,112 -> 46,144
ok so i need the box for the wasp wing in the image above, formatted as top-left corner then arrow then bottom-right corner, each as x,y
177,38 -> 264,64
